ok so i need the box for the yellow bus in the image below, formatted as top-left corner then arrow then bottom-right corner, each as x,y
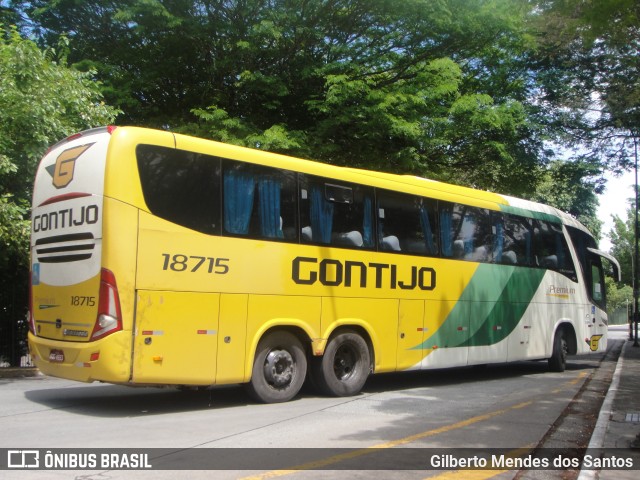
28,126 -> 619,403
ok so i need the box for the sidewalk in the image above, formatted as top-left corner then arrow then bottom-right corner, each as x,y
581,334 -> 640,479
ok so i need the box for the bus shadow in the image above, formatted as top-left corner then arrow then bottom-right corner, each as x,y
23,356 -> 600,418
360,356 -> 597,394
24,383 -> 253,417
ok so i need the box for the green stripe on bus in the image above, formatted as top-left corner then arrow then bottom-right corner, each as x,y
464,266 -> 546,346
416,265 -> 546,350
499,204 -> 561,223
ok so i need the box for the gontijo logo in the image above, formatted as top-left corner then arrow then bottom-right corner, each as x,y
588,334 -> 603,352
45,143 -> 94,189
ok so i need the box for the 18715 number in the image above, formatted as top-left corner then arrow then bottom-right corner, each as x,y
71,296 -> 96,306
161,254 -> 230,274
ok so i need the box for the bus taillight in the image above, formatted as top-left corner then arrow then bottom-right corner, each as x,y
28,276 -> 36,335
91,268 -> 122,341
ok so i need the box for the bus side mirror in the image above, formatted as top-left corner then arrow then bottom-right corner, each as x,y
587,247 -> 621,282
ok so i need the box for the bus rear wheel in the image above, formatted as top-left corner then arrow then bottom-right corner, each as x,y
246,331 -> 307,403
548,329 -> 568,372
312,330 -> 370,397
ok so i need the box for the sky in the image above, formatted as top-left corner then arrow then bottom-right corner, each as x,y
597,169 -> 636,252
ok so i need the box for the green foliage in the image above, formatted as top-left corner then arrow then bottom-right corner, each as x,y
532,0 -> 640,172
608,206 -> 635,287
0,194 -> 29,268
605,276 -> 633,312
3,0 -> 619,227
531,159 -> 603,238
10,0 -> 552,198
0,22 -> 119,364
0,25 -> 119,267
7,0 -> 616,226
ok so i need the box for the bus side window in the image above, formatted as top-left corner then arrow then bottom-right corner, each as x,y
500,214 -> 532,266
222,161 -> 297,241
299,175 -> 374,249
137,145 -> 221,235
441,204 -> 492,262
592,263 -> 603,302
532,220 -> 577,281
588,254 -> 606,309
377,191 -> 438,256
554,224 -> 577,281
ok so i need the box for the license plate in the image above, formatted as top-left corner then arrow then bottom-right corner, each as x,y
49,349 -> 64,363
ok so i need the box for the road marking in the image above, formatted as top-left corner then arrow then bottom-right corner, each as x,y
551,371 -> 587,393
241,370 -> 588,480
239,401 -> 532,480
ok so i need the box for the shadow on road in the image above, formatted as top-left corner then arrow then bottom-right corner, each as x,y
23,353 -> 602,418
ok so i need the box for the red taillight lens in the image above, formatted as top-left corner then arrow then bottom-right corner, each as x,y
91,268 -> 122,340
28,275 -> 36,335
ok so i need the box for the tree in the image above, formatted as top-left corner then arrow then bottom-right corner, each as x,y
11,0 -> 554,197
605,277 -> 633,312
531,0 -> 640,173
0,25 -> 119,365
0,26 -> 118,265
531,158 -> 603,238
9,1 -> 610,226
609,206 -> 635,287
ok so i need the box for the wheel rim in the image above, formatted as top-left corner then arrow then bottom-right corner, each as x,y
263,349 -> 295,388
333,344 -> 358,381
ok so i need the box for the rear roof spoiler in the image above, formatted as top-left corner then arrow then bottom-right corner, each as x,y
588,247 -> 621,282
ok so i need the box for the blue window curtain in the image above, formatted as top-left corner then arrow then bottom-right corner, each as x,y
224,169 -> 255,234
440,206 -> 453,257
310,185 -> 333,243
419,204 -> 436,255
258,179 -> 283,238
363,196 -> 373,247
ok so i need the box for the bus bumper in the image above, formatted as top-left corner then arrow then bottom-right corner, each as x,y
28,331 -> 132,383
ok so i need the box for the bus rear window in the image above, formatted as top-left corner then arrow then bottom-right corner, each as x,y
137,145 -> 221,235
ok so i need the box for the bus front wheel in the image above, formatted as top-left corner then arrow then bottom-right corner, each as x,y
312,330 -> 370,397
548,329 -> 568,372
246,331 -> 307,403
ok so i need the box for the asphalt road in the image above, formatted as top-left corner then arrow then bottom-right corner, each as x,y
0,327 -> 627,480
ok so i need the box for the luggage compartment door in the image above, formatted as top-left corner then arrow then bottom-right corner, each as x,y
133,290 -> 220,385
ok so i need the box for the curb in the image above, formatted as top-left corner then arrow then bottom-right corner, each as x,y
577,340 -> 627,480
0,367 -> 40,379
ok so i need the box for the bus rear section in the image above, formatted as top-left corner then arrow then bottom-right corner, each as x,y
28,127 -> 129,383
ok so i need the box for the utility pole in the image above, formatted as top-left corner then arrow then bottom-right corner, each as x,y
634,134 -> 639,347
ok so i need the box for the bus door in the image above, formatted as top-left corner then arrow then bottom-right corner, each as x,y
584,250 -> 611,352
132,290 -> 220,385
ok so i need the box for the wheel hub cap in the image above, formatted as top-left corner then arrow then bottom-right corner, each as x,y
264,349 -> 294,388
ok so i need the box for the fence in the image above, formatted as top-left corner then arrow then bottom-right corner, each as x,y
0,315 -> 32,368
0,267 -> 31,369
609,305 -> 631,326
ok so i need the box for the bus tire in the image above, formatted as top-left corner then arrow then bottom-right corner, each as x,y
246,331 -> 307,403
548,329 -> 568,372
312,330 -> 370,397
